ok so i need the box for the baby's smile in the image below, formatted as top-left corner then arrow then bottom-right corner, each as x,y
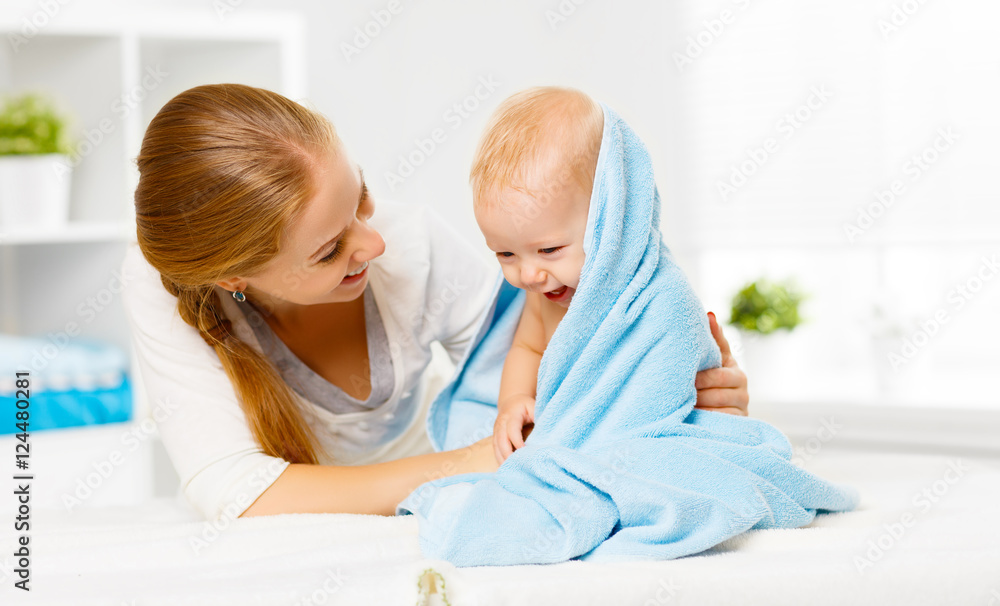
543,284 -> 574,305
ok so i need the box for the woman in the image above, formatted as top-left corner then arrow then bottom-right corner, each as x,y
123,84 -> 749,521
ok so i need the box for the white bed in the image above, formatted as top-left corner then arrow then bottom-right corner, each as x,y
2,447 -> 998,605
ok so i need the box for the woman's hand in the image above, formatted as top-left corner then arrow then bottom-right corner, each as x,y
695,311 -> 749,416
493,395 -> 536,464
469,436 -> 502,473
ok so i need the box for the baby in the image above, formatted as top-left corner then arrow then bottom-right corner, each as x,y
469,86 -> 604,463
403,87 -> 858,566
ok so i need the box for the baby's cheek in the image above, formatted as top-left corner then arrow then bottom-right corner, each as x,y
567,255 -> 586,288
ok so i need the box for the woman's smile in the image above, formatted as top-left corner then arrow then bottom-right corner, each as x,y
340,260 -> 369,286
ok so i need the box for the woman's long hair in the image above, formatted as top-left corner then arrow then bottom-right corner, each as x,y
134,83 -> 338,464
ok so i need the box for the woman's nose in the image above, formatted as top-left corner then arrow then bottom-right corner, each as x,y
356,220 -> 386,261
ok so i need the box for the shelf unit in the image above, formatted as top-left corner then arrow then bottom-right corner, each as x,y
0,8 -> 306,506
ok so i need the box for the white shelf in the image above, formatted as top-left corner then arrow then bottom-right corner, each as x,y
754,399 -> 1000,458
0,221 -> 133,245
0,8 -> 307,507
0,7 -> 305,332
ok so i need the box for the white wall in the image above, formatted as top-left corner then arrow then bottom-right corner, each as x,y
5,0 -> 997,411
3,0 -> 679,256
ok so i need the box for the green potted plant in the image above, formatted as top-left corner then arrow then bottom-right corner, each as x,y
728,278 -> 805,400
729,279 -> 803,335
0,92 -> 75,228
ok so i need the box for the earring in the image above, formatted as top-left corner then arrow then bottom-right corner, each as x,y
232,290 -> 246,303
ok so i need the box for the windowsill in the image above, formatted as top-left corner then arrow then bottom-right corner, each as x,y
752,399 -> 1000,458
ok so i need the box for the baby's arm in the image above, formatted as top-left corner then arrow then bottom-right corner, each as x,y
494,292 -> 546,464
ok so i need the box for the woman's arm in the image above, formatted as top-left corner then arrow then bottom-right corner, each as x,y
694,311 -> 749,416
241,437 -> 498,517
242,314 -> 751,518
123,244 -> 493,520
122,243 -> 296,521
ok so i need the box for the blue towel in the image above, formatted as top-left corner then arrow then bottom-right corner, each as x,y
397,104 -> 858,566
0,335 -> 132,434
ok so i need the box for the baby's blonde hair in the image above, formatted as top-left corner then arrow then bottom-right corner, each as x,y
470,86 -> 604,209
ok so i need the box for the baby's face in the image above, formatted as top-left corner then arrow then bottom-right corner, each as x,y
476,179 -> 590,308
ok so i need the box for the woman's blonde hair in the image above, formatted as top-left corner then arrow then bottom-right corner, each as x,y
134,83 -> 338,465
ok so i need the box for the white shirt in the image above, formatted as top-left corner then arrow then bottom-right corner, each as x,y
121,200 -> 499,520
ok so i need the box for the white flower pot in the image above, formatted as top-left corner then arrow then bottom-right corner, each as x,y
735,329 -> 796,402
0,154 -> 73,228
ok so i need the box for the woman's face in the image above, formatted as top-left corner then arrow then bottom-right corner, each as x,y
230,144 -> 386,310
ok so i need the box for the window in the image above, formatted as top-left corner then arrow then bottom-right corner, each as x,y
664,0 -> 1000,409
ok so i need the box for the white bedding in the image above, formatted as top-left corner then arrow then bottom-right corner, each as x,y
2,449 -> 998,605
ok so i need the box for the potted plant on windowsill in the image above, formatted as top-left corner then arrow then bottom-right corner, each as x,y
0,92 -> 75,229
728,278 -> 805,400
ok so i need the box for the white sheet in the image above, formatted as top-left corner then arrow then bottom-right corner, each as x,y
2,449 -> 998,605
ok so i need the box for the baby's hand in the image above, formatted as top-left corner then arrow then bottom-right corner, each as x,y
493,395 -> 536,464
